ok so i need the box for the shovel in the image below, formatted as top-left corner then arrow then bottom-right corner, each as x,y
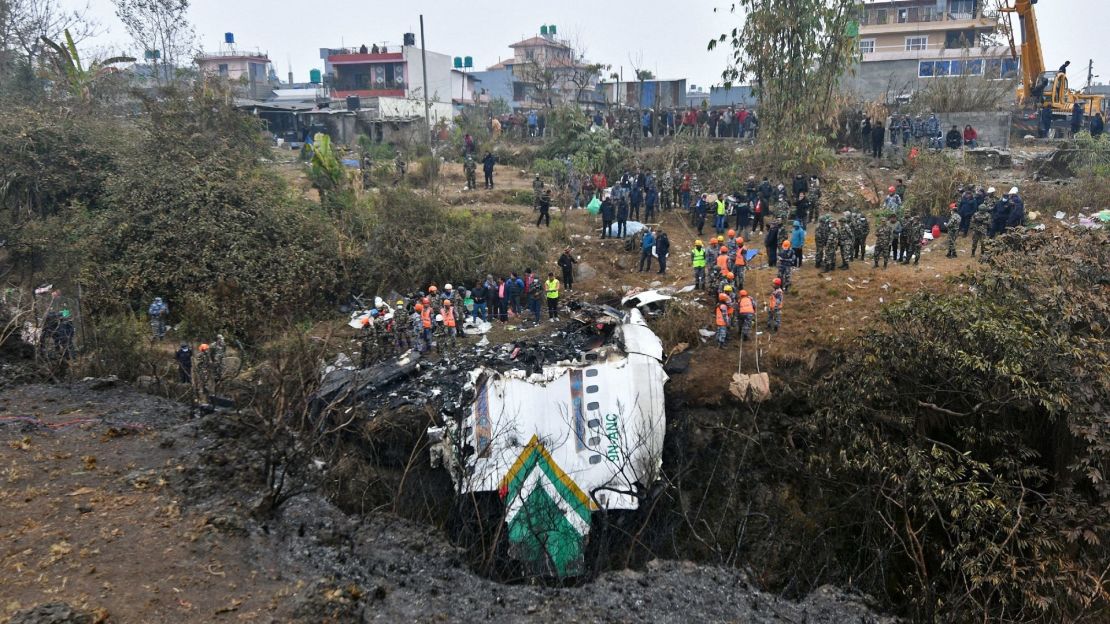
729,316 -> 771,401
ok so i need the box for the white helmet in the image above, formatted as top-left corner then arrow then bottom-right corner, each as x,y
1008,186 -> 1019,195
987,187 -> 996,194
444,283 -> 453,291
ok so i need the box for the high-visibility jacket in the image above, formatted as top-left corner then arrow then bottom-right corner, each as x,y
420,307 -> 432,328
716,200 -> 726,215
691,247 -> 706,268
716,304 -> 729,327
716,254 -> 729,272
738,296 -> 755,315
735,247 -> 746,266
443,307 -> 456,327
769,289 -> 782,311
545,278 -> 560,299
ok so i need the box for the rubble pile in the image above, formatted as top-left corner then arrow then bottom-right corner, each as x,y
314,301 -> 626,420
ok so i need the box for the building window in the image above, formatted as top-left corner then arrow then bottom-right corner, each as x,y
897,8 -> 908,23
966,59 -> 984,75
218,63 -> 229,77
948,0 -> 975,19
934,60 -> 951,76
905,36 -> 928,51
919,61 -> 934,77
858,39 -> 875,54
1001,58 -> 1020,78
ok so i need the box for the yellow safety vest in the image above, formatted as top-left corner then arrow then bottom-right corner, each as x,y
692,247 -> 707,268
545,278 -> 560,299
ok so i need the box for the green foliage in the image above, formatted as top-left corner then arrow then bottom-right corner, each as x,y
710,0 -> 859,139
531,158 -> 565,180
801,227 -> 1110,621
308,133 -> 345,196
39,29 -> 135,103
540,107 -> 631,178
359,189 -> 543,293
732,133 -> 837,181
405,155 -> 440,188
904,151 -> 974,218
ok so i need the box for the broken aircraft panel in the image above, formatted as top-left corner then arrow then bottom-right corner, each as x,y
429,307 -> 667,578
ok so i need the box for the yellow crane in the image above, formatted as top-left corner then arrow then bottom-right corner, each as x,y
999,0 -> 1102,123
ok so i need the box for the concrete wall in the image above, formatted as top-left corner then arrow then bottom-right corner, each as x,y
403,47 -> 454,104
376,97 -> 454,126
886,111 -> 1012,148
471,68 -> 516,107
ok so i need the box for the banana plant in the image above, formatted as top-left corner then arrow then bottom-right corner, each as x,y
308,133 -> 345,190
39,29 -> 135,103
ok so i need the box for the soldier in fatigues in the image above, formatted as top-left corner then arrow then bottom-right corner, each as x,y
854,212 -> 870,260
394,154 -> 406,183
359,315 -> 378,368
822,218 -> 839,272
873,215 -> 894,268
945,205 -> 961,258
814,215 -> 831,270
532,174 -> 544,210
902,215 -> 922,265
970,204 -> 992,257
837,215 -> 854,269
392,300 -> 411,352
464,156 -> 477,190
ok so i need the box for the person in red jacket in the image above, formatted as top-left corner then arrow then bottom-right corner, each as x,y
963,125 -> 978,148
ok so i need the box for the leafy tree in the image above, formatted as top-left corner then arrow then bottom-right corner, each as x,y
709,0 -> 859,138
111,0 -> 195,83
39,29 -> 134,103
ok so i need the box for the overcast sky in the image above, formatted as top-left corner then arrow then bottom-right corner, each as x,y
67,0 -> 1109,90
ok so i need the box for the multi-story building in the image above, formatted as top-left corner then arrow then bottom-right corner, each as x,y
196,34 -> 274,100
320,34 -> 477,105
847,0 -> 1021,102
474,26 -> 600,109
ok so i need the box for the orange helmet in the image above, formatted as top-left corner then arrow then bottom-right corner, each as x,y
725,272 -> 734,280
444,300 -> 452,306
718,294 -> 729,302
199,343 -> 209,352
422,297 -> 431,305
727,229 -> 736,237
950,202 -> 957,210
782,241 -> 791,249
361,318 -> 370,326
773,277 -> 782,286
737,237 -> 744,244
428,285 -> 438,293
414,303 -> 424,312
739,290 -> 748,297
719,246 -> 727,253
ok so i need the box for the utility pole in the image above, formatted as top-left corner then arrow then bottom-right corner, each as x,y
1087,59 -> 1098,89
419,15 -> 431,148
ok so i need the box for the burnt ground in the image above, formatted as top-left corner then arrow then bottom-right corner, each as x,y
0,380 -> 895,623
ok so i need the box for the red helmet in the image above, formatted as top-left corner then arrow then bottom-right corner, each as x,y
773,278 -> 782,286
361,318 -> 370,326
888,186 -> 896,193
718,293 -> 729,302
414,303 -> 424,312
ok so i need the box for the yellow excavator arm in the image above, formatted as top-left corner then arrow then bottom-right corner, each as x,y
999,0 -> 1103,116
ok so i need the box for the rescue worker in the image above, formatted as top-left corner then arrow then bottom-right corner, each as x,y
691,239 -> 707,290
441,300 -> 457,350
733,237 -> 748,289
196,343 -> 211,396
359,315 -> 376,367
536,189 -> 552,227
463,155 -> 477,190
767,278 -> 783,333
418,302 -> 433,352
777,241 -> 795,292
544,272 -> 560,321
410,304 -> 426,352
148,297 -> 169,340
873,214 -> 894,268
902,214 -> 922,265
970,202 -> 992,257
715,293 -> 731,348
853,213 -> 869,261
715,245 -> 730,276
737,289 -> 756,341
393,300 -> 411,351
814,215 -> 831,270
527,272 -> 544,324
395,153 -> 406,183
558,248 -> 577,290
945,203 -> 961,258
837,215 -> 854,269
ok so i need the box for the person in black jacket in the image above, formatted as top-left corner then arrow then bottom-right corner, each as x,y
615,195 -> 629,238
1092,112 -> 1105,138
871,121 -> 885,158
481,152 -> 496,188
990,196 -> 1011,237
794,192 -> 812,226
600,197 -> 615,239
655,230 -> 670,275
764,222 -> 781,268
957,189 -> 977,235
945,125 -> 963,149
558,248 -> 577,290
791,173 -> 808,200
175,343 -> 193,383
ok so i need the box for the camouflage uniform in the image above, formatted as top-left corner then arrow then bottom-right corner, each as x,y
836,217 -> 854,269
392,310 -> 412,351
809,178 -> 822,221
945,211 -> 961,257
970,206 -> 992,257
902,215 -> 921,265
822,220 -> 840,272
464,158 -> 477,190
873,219 -> 893,268
359,322 -> 378,367
210,336 -> 227,387
395,155 -> 406,181
659,171 -> 674,210
814,216 -> 831,271
773,197 -> 791,223
854,213 -> 870,260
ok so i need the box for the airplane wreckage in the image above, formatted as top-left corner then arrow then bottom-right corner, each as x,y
315,298 -> 670,578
